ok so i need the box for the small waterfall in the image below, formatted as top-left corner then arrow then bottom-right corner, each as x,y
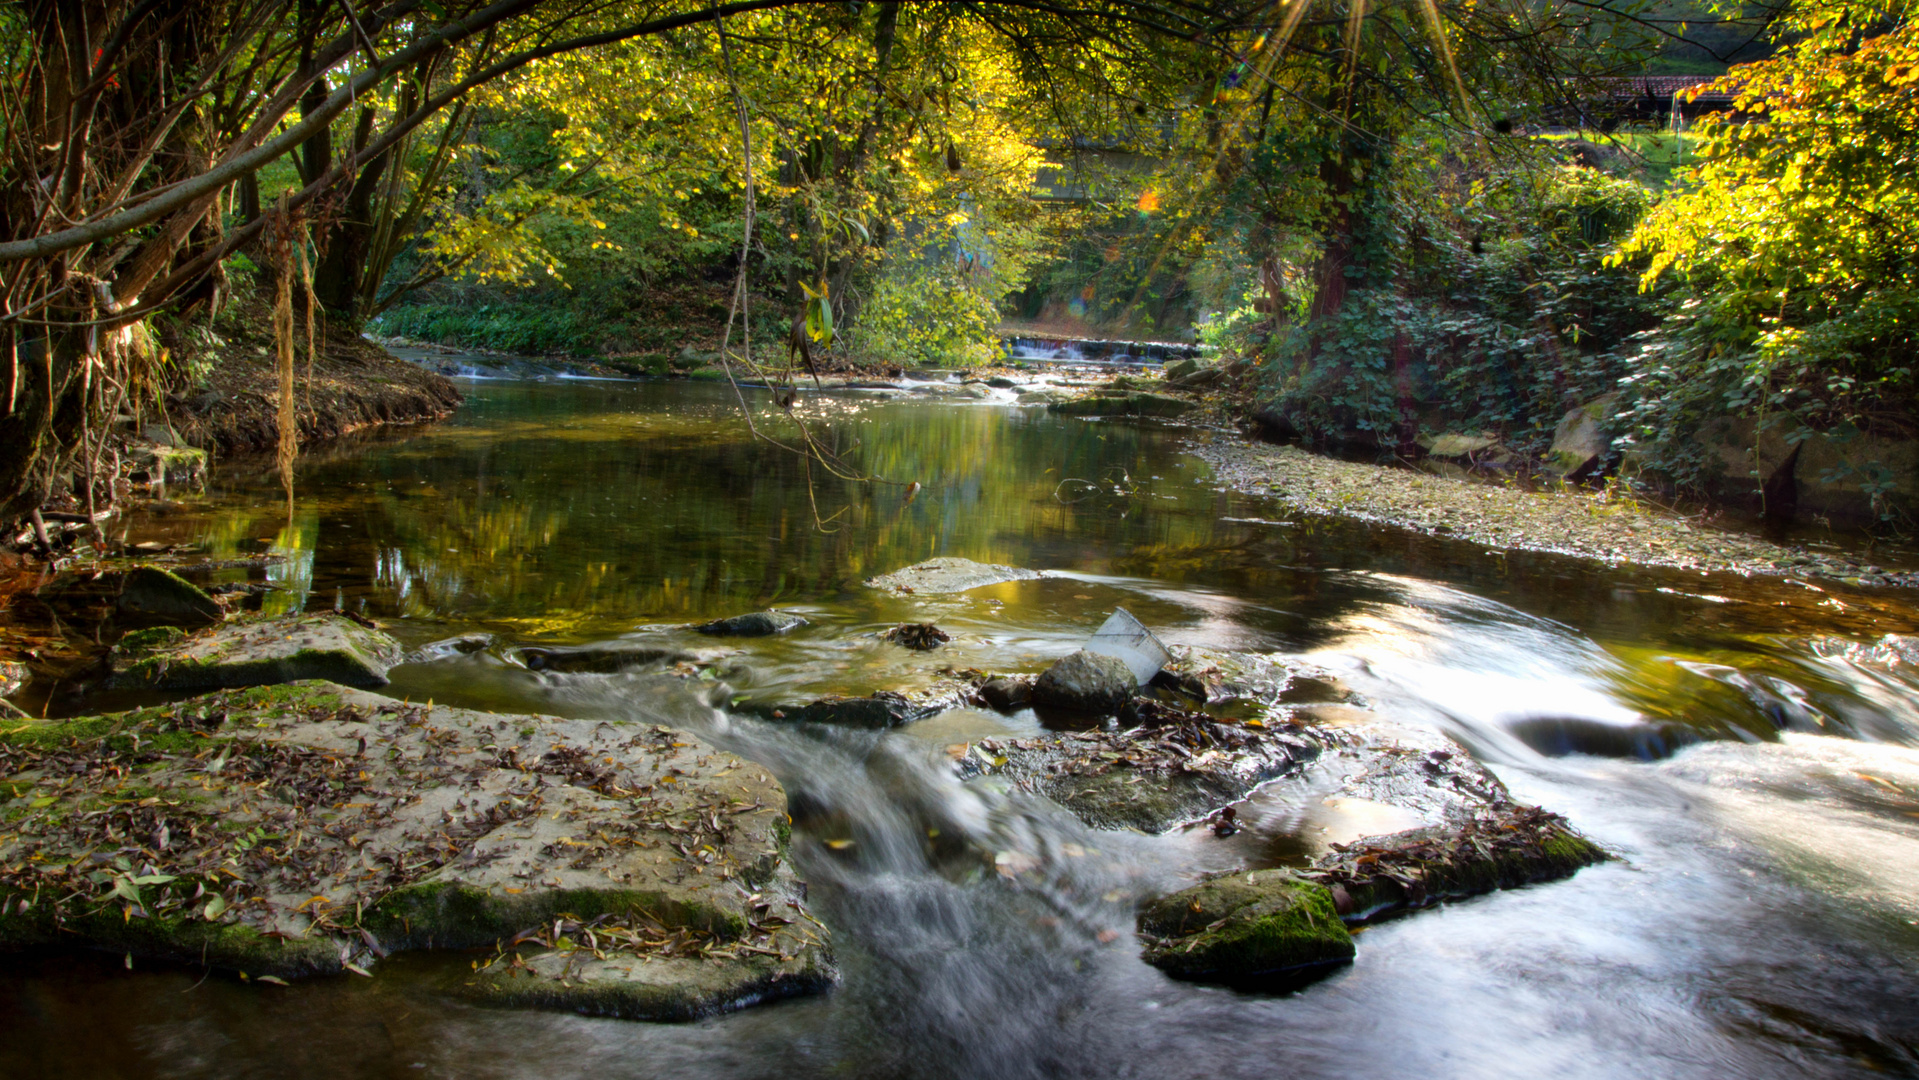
999,335 -> 1201,367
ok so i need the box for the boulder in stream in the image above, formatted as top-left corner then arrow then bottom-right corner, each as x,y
864,557 -> 1044,594
1137,871 -> 1354,985
1031,650 -> 1136,714
694,610 -> 807,637
0,682 -> 831,1019
762,685 -> 966,729
108,612 -> 404,690
518,643 -> 700,673
1305,805 -> 1607,922
116,565 -> 223,623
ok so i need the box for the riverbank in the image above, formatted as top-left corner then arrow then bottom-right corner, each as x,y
1188,436 -> 1919,589
160,300 -> 462,457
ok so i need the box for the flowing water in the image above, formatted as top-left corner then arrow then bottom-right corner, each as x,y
5,377 -> 1918,1078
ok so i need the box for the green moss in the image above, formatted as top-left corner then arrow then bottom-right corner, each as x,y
1315,818 -> 1610,923
0,894 -> 342,977
120,626 -> 186,654
365,882 -> 748,950
1140,872 -> 1354,984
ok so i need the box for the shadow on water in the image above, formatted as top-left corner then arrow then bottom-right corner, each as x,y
11,379 -> 1919,1078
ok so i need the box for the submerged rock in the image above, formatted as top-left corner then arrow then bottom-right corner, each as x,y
975,675 -> 1034,711
0,682 -> 830,1018
771,691 -> 936,728
1031,650 -> 1135,714
693,611 -> 807,637
1016,390 -> 1068,405
117,565 -> 223,623
1137,871 -> 1354,985
881,623 -> 950,651
406,633 -> 496,664
1306,805 -> 1608,922
1048,392 -> 1196,418
518,643 -> 699,673
107,612 -> 403,690
864,557 -> 1044,594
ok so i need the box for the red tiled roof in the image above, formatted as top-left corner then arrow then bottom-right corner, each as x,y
1597,75 -> 1739,100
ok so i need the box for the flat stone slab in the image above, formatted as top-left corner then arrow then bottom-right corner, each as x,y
0,682 -> 830,1019
864,557 -> 1045,595
108,612 -> 404,690
955,699 -> 1324,832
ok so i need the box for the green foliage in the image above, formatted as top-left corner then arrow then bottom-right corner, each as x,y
1244,151 -> 1662,446
853,265 -> 1003,368
1612,0 -> 1919,487
372,303 -> 603,356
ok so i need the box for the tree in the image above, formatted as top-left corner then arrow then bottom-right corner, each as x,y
0,0 -> 1249,522
1613,0 -> 1919,484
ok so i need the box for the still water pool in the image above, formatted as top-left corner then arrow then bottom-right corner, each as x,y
5,378 -> 1917,1078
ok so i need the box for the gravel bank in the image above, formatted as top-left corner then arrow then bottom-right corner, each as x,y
1189,438 -> 1919,590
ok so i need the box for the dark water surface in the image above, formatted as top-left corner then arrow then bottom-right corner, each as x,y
6,378 -> 1919,1079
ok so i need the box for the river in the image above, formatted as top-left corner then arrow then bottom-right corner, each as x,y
4,377 -> 1916,1078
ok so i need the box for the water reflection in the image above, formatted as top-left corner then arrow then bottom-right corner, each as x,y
22,378 -> 1916,1078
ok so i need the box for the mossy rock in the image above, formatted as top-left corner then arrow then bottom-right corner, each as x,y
117,565 -> 222,623
0,683 -> 831,1011
1138,871 -> 1354,985
107,612 -> 404,690
1308,806 -> 1609,921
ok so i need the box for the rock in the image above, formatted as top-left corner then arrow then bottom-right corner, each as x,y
1306,805 -> 1608,922
518,643 -> 699,672
1162,357 -> 1203,380
693,610 -> 807,637
864,557 -> 1044,594
128,444 -> 208,486
1048,392 -> 1196,418
768,690 -> 942,728
1545,393 -> 1617,476
958,701 -> 1322,832
0,660 -> 28,698
0,682 -> 831,1017
1423,432 -> 1499,458
1275,674 -> 1349,705
1137,871 -> 1354,985
1031,650 -> 1136,713
1250,408 -> 1299,441
986,376 -> 1019,389
1168,365 -> 1224,390
1016,389 -> 1067,404
975,676 -> 1033,711
407,633 -> 497,663
881,623 -> 950,650
108,612 -> 404,690
117,565 -> 223,623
